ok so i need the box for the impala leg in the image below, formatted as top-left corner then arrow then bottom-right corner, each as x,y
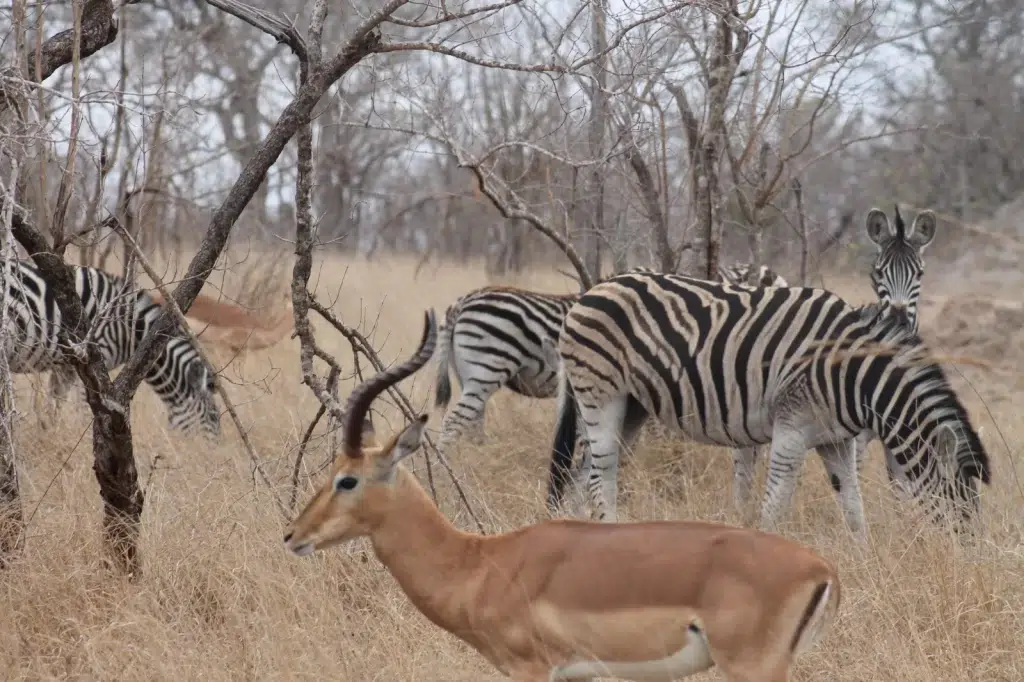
758,425 -> 810,532
817,437 -> 867,539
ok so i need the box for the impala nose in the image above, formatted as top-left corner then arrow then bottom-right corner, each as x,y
283,531 -> 293,544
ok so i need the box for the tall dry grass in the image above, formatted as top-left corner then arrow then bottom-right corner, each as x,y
1,254 -> 1021,681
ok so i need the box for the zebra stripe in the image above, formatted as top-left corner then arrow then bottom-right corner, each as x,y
547,271 -> 989,536
3,261 -> 220,437
866,205 -> 936,333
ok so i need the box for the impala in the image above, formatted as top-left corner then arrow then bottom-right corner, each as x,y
285,310 -> 842,682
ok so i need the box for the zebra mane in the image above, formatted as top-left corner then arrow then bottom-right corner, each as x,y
893,204 -> 906,241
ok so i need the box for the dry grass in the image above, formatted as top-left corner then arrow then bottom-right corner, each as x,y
2,254 -> 1022,681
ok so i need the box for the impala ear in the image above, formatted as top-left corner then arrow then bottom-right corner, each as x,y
865,208 -> 892,247
361,414 -> 378,448
909,210 -> 937,251
375,414 -> 428,480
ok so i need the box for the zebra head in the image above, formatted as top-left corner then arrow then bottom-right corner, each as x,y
150,337 -> 221,438
719,262 -> 789,288
865,205 -> 937,332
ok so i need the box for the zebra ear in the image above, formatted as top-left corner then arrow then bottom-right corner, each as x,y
909,210 -> 937,252
865,208 -> 893,247
540,336 -> 561,369
932,424 -> 960,463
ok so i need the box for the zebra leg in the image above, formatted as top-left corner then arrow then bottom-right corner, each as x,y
816,437 -> 868,539
464,404 -> 487,445
579,395 -> 630,523
39,366 -> 76,430
580,395 -> 647,523
732,445 -> 762,522
436,378 -> 500,456
758,424 -> 811,532
564,425 -> 593,516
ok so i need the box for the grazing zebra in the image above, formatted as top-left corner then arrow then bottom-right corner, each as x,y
866,205 -> 936,333
3,261 -> 221,437
432,264 -> 788,457
546,270 -> 990,537
432,285 -> 580,453
719,262 -> 789,288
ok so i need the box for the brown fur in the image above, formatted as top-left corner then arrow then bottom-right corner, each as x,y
285,313 -> 842,682
149,290 -> 293,352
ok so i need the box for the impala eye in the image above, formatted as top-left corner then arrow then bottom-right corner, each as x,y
333,475 -> 359,493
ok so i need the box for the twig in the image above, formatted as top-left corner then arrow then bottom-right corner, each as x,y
109,217 -> 291,521
289,365 -> 338,512
306,296 -> 484,533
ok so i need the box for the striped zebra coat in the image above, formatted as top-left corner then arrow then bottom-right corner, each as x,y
3,261 -> 220,437
726,207 -> 937,519
431,264 -> 786,456
547,271 -> 989,537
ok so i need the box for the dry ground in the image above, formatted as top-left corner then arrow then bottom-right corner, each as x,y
1,254 -> 1022,681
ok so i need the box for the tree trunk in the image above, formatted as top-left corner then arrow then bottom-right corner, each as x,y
10,212 -> 144,576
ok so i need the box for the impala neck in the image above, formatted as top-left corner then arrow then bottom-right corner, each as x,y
366,467 -> 482,631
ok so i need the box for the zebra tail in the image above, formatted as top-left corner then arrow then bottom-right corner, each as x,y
546,365 -> 578,513
433,306 -> 456,408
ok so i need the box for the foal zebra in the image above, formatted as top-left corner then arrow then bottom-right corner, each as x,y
4,261 -> 221,437
866,205 -> 936,333
431,263 -> 787,456
547,270 -> 989,536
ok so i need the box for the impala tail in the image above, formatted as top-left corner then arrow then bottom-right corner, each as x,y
547,361 -> 578,513
434,303 -> 457,408
791,577 -> 841,657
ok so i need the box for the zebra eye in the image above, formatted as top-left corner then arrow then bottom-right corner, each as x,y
333,475 -> 359,493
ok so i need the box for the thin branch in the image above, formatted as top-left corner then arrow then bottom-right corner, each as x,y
0,0 -> 119,116
289,366 -> 339,512
202,0 -> 308,61
386,0 -> 522,27
109,218 -> 290,521
306,296 -> 485,533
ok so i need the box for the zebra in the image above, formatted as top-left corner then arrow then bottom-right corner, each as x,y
723,209 -> 936,518
432,264 -> 790,457
546,270 -> 990,537
432,285 -> 580,453
719,262 -> 789,288
3,260 -> 221,437
865,205 -> 936,333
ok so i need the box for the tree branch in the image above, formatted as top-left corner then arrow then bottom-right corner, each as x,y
110,16 -> 383,404
0,0 -> 118,116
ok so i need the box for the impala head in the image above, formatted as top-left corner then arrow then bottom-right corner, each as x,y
865,205 -> 937,332
284,310 -> 437,557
